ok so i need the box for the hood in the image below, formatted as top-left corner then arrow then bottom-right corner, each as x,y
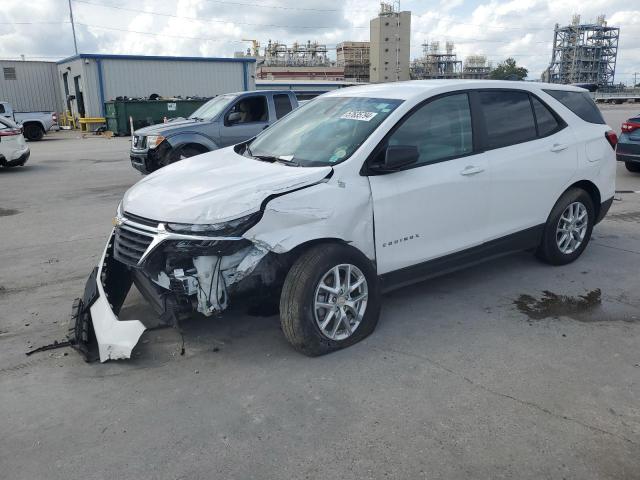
123,147 -> 332,224
134,118 -> 207,136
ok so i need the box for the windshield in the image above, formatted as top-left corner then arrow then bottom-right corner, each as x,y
248,96 -> 403,167
189,94 -> 237,120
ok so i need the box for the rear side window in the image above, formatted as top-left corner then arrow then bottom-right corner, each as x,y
531,96 -> 561,137
387,93 -> 473,165
478,90 -> 537,149
543,90 -> 605,124
273,94 -> 293,119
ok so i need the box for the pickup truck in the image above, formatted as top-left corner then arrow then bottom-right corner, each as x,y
130,90 -> 299,174
0,101 -> 58,141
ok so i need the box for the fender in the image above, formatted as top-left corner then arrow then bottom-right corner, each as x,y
165,131 -> 220,152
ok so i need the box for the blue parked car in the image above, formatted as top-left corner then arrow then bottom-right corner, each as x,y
617,114 -> 640,173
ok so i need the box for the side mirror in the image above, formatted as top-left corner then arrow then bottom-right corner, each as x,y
381,144 -> 419,171
227,111 -> 242,124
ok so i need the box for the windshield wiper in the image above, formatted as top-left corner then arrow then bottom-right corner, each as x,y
275,157 -> 300,167
245,146 -> 299,166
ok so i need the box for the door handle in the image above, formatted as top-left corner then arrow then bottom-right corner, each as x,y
460,165 -> 484,176
550,143 -> 568,152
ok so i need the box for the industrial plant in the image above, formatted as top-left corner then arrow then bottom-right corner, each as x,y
544,14 -> 620,87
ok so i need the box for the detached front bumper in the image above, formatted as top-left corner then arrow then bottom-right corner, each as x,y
71,230 -> 146,362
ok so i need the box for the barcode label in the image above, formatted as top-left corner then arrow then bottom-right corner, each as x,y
340,111 -> 378,122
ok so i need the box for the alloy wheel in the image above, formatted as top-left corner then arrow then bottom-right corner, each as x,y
556,201 -> 588,255
313,264 -> 368,341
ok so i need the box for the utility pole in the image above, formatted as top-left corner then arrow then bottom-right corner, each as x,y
68,0 -> 78,55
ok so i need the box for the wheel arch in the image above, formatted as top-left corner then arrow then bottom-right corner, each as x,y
563,180 -> 601,219
165,133 -> 218,153
268,238 -> 376,287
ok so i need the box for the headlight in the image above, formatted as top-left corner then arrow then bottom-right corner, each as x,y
112,201 -> 124,227
146,135 -> 165,149
166,213 -> 260,237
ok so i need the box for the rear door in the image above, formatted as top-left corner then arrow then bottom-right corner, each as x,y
272,93 -> 294,120
477,89 -> 577,240
368,92 -> 490,275
218,94 -> 270,147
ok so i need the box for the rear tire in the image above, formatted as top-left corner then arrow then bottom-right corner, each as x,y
280,244 -> 381,356
625,161 -> 640,173
23,124 -> 44,141
536,188 -> 595,265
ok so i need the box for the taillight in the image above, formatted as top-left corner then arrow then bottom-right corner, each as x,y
52,112 -> 58,123
621,121 -> 640,133
0,128 -> 21,137
605,130 -> 618,149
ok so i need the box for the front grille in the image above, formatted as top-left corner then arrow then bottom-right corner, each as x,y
123,211 -> 159,228
113,225 -> 154,267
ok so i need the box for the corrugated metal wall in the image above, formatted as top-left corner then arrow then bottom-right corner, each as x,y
100,58 -> 249,100
0,60 -> 63,112
57,56 -> 256,118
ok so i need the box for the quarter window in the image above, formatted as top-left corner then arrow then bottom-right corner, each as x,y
543,89 -> 605,125
386,93 -> 473,166
479,91 -> 537,149
273,94 -> 293,119
531,96 -> 561,137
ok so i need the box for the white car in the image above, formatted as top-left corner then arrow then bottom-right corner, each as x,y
71,80 -> 617,362
0,116 -> 30,168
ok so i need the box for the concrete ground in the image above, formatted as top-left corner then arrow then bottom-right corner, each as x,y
1,106 -> 639,479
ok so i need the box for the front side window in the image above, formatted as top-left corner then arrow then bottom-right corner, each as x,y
248,96 -> 402,167
543,89 -> 605,125
386,93 -> 473,165
479,90 -> 537,149
226,96 -> 268,124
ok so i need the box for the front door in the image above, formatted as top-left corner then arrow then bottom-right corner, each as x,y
218,94 -> 270,147
368,92 -> 490,275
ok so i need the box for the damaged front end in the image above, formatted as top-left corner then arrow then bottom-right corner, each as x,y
70,211 -> 284,362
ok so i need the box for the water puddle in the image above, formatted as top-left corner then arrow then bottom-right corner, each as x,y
0,208 -> 20,217
515,289 -> 639,323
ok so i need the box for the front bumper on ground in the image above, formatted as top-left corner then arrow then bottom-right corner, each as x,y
70,230 -> 146,362
0,148 -> 30,167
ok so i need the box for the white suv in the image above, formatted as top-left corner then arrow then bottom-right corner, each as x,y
0,116 -> 30,168
73,80 -> 617,362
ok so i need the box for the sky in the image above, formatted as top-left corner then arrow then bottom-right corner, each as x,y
0,0 -> 639,84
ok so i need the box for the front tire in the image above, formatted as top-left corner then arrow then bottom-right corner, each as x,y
625,161 -> 640,173
536,188 -> 595,265
280,244 -> 381,356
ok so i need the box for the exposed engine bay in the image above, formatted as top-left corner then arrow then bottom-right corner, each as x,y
69,213 -> 291,362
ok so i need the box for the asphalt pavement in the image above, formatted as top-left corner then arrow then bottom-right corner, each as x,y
0,106 -> 639,479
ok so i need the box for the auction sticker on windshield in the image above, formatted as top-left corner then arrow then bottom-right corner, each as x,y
340,111 -> 378,122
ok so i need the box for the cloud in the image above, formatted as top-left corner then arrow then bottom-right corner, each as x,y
0,0 -> 638,83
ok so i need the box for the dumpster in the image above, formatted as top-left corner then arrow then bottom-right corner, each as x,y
105,99 -> 209,136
